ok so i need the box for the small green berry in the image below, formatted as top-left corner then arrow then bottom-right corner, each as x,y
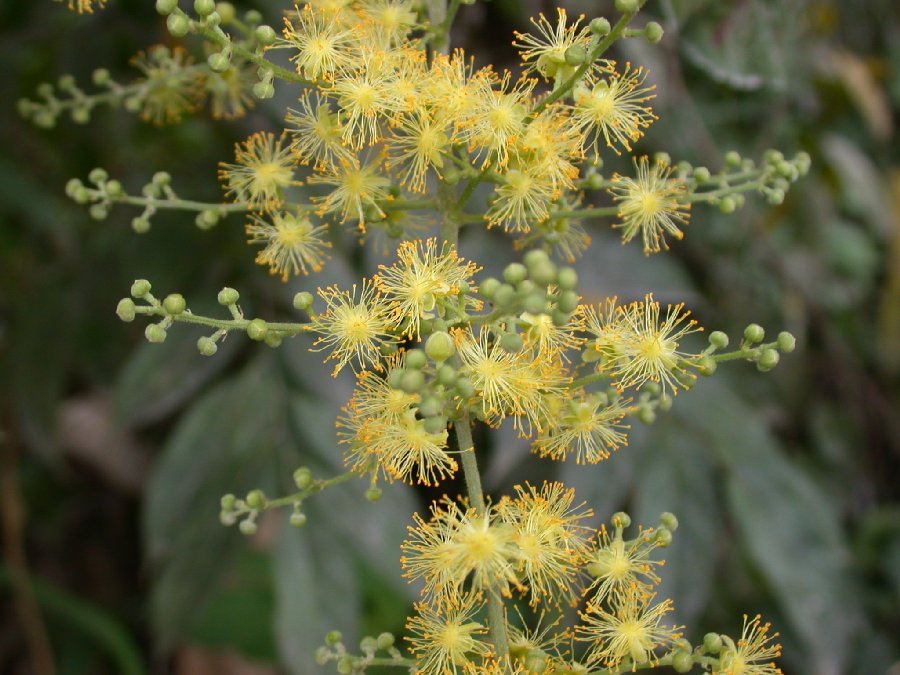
724,150 -> 742,167
292,291 -> 313,311
197,336 -> 218,356
207,52 -> 230,72
365,486 -> 383,502
503,262 -> 527,285
217,287 -> 239,305
246,319 -> 268,341
255,25 -> 277,45
556,267 -> 578,291
589,17 -> 611,35
131,217 -> 151,234
290,511 -> 308,528
493,283 -> 516,308
671,651 -> 693,673
400,369 -> 425,393
220,493 -> 236,510
719,197 -> 737,213
644,21 -> 664,43
757,348 -> 780,371
703,633 -> 723,654
116,298 -> 136,322
194,0 -> 215,15
293,466 -> 313,489
708,330 -> 729,349
777,331 -> 796,353
405,349 -> 427,370
693,166 -> 711,182
744,323 -> 765,343
436,364 -> 456,386
425,331 -> 455,362
376,633 -> 395,650
163,293 -> 186,315
130,279 -> 152,298
530,260 -> 557,287
479,277 -> 500,299
557,290 -> 579,313
166,13 -> 191,36
238,519 -> 257,536
156,0 -> 178,13
523,292 -> 546,315
145,324 -> 167,343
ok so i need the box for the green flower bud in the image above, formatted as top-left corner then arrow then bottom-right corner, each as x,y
719,196 -> 736,213
292,291 -> 313,311
244,9 -> 262,24
217,287 -> 239,305
131,279 -> 152,298
418,396 -> 443,418
493,283 -> 516,308
500,332 -> 524,352
724,150 -> 742,167
523,249 -> 549,269
524,649 -> 548,674
557,290 -> 579,313
659,512 -> 679,531
253,81 -> 275,99
743,323 -> 765,343
116,298 -> 136,322
479,277 -> 500,299
693,166 -> 711,182
204,9 -> 221,25
360,636 -> 378,653
163,293 -> 187,315
612,511 -> 631,529
92,68 -> 111,86
589,17 -> 611,35
400,369 -> 425,393
376,632 -> 395,650
638,407 -> 656,424
655,527 -> 673,547
703,633 -> 723,654
255,25 -> 277,45
216,2 -> 236,22
194,0 -> 215,15
246,318 -> 268,341
326,630 -> 343,646
103,179 -> 123,198
423,415 -> 447,434
757,348 -> 780,371
197,336 -> 218,356
132,216 -> 151,234
264,332 -> 282,348
503,262 -> 528,285
195,209 -> 219,230
315,647 -> 331,666
697,356 -> 717,375
530,260 -> 557,287
293,467 -> 313,489
245,489 -> 266,509
586,173 -> 604,190
564,45 -> 587,66
455,377 -> 475,398
387,368 -> 405,389
405,349 -> 427,370
777,331 -> 796,352
65,178 -> 84,199
220,493 -> 236,510
145,324 -> 167,343
615,0 -> 639,13
425,331 -> 455,362
239,519 -> 257,536
436,364 -> 456,386
556,267 -> 578,291
523,292 -> 547,315
645,21 -> 664,43
167,13 -> 191,37
552,309 -> 571,327
156,0 -> 178,14
671,651 -> 693,673
708,330 -> 729,349
365,486 -> 383,502
89,204 -> 108,221
207,52 -> 230,72
88,167 -> 107,185
290,511 -> 308,528
336,656 -> 353,675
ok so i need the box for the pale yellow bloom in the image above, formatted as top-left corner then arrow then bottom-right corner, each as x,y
462,71 -> 534,168
56,0 -> 106,12
130,46 -> 202,125
513,8 -> 592,80
245,210 -> 331,279
357,0 -> 420,49
584,524 -> 664,605
332,52 -> 402,148
533,393 -> 632,464
219,132 -> 297,211
283,4 -> 358,81
406,595 -> 491,675
309,158 -> 392,229
487,166 -> 558,233
714,615 -> 783,675
385,110 -> 452,193
285,90 -> 354,170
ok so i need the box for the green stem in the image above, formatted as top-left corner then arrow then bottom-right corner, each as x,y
0,565 -> 146,675
114,194 -> 250,213
139,306 -> 307,335
364,656 -> 417,667
567,370 -> 611,390
197,26 -> 314,85
550,206 -> 620,219
711,341 -> 777,362
688,180 -> 764,203
264,471 -> 357,510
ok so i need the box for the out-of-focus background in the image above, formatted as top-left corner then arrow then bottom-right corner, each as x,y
1,0 -> 898,673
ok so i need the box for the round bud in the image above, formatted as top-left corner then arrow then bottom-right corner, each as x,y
290,511 -> 308,528
479,277 -> 500,299
245,9 -> 262,24
294,467 -> 313,489
418,396 -> 443,418
503,262 -> 527,285
743,323 -> 765,343
659,512 -> 679,531
245,489 -> 266,509
116,298 -> 136,322
92,68 -> 111,86
194,0 -> 215,15
360,636 -> 378,653
724,150 -> 742,167
523,249 -> 550,270
719,197 -> 736,213
530,260 -> 557,287
132,217 -> 151,234
436,364 -> 456,387
89,204 -> 109,221
220,493 -> 236,510
65,178 -> 84,199
671,651 -> 693,673
693,166 -> 711,182
216,3 -> 235,21
524,649 -> 548,674
612,511 -> 631,528
197,336 -> 218,356
292,291 -> 313,312
552,309 -> 570,327
777,331 -> 796,353
336,656 -> 353,675
655,527 -> 673,547
253,81 -> 275,99
207,52 -> 230,72
564,45 -> 587,66
589,17 -> 611,35
104,179 -> 123,198
557,290 -> 579,313
71,105 -> 91,124
697,356 -> 717,376
767,188 -> 785,205
376,633 -> 395,650
455,377 -> 475,398
638,407 -> 656,424
493,283 -> 517,308
315,647 -> 331,666
500,332 -> 524,353
523,292 -> 547,315
167,13 -> 191,37
88,167 -> 108,185
145,324 -> 167,343
163,293 -> 187,315
365,486 -> 383,502
556,267 -> 578,291
400,369 -> 425,393
423,416 -> 447,434
708,330 -> 729,349
387,368 -> 405,389
615,0 -> 639,13
425,331 -> 455,362
757,348 -> 780,371
255,25 -> 277,45
217,287 -> 239,305
124,97 -> 142,113
703,633 -> 723,654
644,20 -> 664,43
238,519 -> 257,536
246,318 -> 268,341
156,0 -> 178,14
326,630 -> 343,646
131,279 -> 152,298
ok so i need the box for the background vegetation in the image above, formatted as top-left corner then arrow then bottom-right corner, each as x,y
1,0 -> 898,673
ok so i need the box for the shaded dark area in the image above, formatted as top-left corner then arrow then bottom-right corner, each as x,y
1,1 -> 898,674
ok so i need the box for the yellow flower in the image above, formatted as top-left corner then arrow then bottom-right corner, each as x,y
513,8 -> 592,81
463,71 -> 534,168
56,0 -> 106,12
285,90 -> 354,170
307,279 -> 395,375
519,309 -> 583,361
406,595 -> 491,675
533,393 -> 632,464
309,158 -> 392,229
498,482 -> 593,605
402,498 -> 521,603
607,156 -> 691,254
487,166 -> 558,233
385,110 -> 451,193
577,591 -> 680,668
245,211 -> 331,280
357,0 -> 420,49
332,52 -> 402,148
130,46 -> 202,125
283,4 -> 357,81
572,63 -> 656,155
375,238 -> 481,338
515,108 -> 583,192
219,132 -> 298,212
584,524 -> 664,605
714,615 -> 783,675
205,60 -> 256,119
